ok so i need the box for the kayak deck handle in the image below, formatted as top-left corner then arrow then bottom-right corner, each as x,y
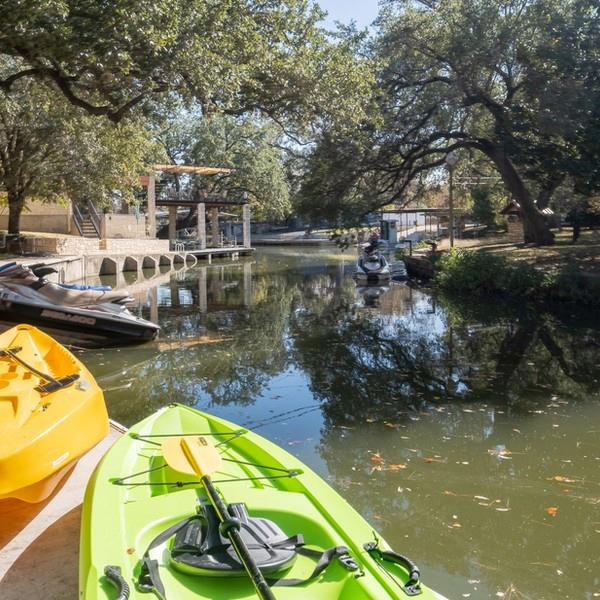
104,565 -> 130,600
364,541 -> 422,596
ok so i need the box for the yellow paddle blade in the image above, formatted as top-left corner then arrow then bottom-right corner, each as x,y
162,435 -> 223,476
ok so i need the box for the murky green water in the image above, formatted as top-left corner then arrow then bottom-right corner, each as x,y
82,248 -> 600,600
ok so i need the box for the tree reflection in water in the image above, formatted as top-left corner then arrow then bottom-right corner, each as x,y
83,250 -> 600,600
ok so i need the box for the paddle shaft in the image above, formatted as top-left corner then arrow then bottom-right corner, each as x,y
201,475 -> 276,600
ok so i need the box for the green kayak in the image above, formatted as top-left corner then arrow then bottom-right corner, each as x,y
80,404 -> 447,599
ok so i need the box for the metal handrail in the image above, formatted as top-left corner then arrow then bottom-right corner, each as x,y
72,203 -> 85,236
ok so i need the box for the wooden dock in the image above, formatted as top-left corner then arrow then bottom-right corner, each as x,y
0,422 -> 125,599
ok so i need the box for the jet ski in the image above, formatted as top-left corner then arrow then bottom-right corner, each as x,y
0,262 -> 159,347
355,247 -> 391,283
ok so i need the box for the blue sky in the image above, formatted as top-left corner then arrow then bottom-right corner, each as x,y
317,0 -> 380,29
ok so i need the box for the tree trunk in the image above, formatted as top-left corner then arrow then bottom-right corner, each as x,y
482,143 -> 555,245
7,191 -> 25,236
537,175 -> 564,210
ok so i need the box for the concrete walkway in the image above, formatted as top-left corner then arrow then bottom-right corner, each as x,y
0,423 -> 124,599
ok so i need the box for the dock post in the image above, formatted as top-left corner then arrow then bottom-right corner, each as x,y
197,203 -> 206,250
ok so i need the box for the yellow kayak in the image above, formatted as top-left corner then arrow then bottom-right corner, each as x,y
0,324 -> 109,503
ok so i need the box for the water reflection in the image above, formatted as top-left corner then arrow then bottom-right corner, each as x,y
80,248 -> 600,600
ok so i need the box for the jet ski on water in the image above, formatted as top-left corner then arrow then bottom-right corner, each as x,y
355,245 -> 391,283
0,262 -> 159,347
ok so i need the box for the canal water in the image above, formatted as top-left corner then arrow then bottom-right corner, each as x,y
82,248 -> 599,600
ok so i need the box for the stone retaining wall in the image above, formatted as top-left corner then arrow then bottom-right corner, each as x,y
23,237 -> 169,255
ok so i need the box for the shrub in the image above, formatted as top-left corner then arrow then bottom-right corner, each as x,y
434,249 -> 543,296
551,269 -> 600,304
434,249 -> 505,293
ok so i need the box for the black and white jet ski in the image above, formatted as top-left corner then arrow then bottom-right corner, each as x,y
0,262 -> 159,346
355,245 -> 391,283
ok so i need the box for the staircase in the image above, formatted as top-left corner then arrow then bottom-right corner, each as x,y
79,216 -> 99,238
73,202 -> 101,238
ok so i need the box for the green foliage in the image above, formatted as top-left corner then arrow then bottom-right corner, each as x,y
0,0 -> 372,129
0,61 -> 163,233
186,115 -> 291,221
552,268 -> 600,305
157,112 -> 292,221
435,249 -> 544,297
301,0 -> 600,244
470,185 -> 506,229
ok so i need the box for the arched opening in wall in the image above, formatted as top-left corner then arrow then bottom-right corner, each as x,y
99,257 -> 117,276
159,255 -> 172,267
173,254 -> 185,269
185,254 -> 197,266
122,256 -> 138,272
142,256 -> 156,270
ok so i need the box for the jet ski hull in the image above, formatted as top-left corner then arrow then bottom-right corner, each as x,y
0,291 -> 159,347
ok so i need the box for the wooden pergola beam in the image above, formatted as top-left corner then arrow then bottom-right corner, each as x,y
152,164 -> 233,175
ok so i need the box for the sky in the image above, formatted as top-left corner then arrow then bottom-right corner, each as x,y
317,0 -> 380,29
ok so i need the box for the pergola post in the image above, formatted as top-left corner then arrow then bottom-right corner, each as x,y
168,205 -> 177,243
197,203 -> 206,249
242,204 -> 251,248
146,174 -> 156,239
210,207 -> 220,247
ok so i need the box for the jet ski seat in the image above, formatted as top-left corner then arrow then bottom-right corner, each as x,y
36,282 -> 133,306
0,263 -> 132,305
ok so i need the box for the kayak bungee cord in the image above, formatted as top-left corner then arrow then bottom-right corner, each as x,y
111,445 -> 303,488
0,345 -> 80,393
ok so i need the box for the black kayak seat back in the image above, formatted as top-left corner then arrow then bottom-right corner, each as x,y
170,503 -> 299,577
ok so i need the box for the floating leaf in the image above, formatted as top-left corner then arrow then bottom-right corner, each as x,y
474,495 -> 490,501
547,475 -> 578,483
370,453 -> 384,465
387,463 -> 408,471
495,507 -> 511,512
546,506 -> 558,517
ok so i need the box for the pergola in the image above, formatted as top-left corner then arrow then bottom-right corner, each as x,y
142,164 -> 251,249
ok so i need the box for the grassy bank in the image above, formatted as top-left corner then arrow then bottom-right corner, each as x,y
408,230 -> 600,305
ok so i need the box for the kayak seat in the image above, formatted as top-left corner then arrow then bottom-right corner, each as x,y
138,502 -> 358,597
170,503 -> 300,576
